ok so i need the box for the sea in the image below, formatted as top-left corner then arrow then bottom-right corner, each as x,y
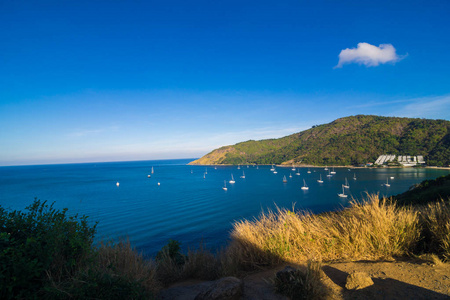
1,159 -> 448,257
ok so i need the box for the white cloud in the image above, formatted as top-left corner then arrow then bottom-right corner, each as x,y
395,95 -> 450,119
335,42 -> 404,68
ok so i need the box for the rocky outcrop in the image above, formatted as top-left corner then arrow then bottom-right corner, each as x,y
345,271 -> 374,290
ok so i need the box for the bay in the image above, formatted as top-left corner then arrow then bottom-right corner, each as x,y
0,159 -> 448,257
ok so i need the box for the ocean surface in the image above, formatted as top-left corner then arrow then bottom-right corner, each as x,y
1,159 -> 448,257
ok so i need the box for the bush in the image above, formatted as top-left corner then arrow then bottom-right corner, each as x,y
0,199 -> 96,299
274,261 -> 331,300
228,195 -> 421,269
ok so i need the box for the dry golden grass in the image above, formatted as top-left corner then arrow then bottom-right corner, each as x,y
228,195 -> 423,269
96,238 -> 161,294
76,195 -> 449,296
419,200 -> 450,261
274,260 -> 332,300
183,244 -> 220,280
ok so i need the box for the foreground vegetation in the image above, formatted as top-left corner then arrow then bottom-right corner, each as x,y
229,195 -> 450,268
190,115 -> 450,166
2,188 -> 449,298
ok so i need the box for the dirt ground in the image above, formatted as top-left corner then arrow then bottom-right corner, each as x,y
160,259 -> 450,299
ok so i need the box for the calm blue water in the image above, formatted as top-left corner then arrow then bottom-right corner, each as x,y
1,159 -> 448,257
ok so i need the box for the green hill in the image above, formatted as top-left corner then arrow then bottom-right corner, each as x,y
393,174 -> 450,206
190,115 -> 450,166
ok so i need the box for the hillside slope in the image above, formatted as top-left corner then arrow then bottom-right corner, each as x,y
190,115 -> 450,166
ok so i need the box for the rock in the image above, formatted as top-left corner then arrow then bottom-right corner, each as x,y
275,266 -> 299,284
345,271 -> 374,290
195,276 -> 243,300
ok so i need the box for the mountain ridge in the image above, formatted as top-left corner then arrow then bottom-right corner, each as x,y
189,115 -> 450,166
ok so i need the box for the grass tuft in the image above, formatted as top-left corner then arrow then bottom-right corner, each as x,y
228,195 -> 423,269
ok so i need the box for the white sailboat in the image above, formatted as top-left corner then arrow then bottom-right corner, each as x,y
353,173 -> 357,180
151,166 -> 154,174
343,178 -> 350,189
301,179 -> 309,190
223,180 -> 227,191
295,169 -> 300,176
330,167 -> 336,175
270,165 -> 275,172
384,177 -> 390,187
390,176 -> 394,179
317,174 -> 323,183
240,171 -> 245,179
292,164 -> 296,171
203,173 -> 206,179
324,166 -> 328,171
307,168 -> 311,174
237,165 -> 241,169
338,185 -> 347,198
229,174 -> 235,184
283,175 -> 287,183
289,173 -> 293,178
326,170 -> 332,177
205,168 -> 207,174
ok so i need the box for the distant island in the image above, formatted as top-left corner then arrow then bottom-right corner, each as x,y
189,115 -> 450,167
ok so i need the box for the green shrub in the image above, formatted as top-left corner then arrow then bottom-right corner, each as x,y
0,199 -> 96,299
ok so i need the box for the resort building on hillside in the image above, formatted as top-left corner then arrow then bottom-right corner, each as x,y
374,154 -> 426,167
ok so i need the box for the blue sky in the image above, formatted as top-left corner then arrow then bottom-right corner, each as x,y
1,1 -> 449,166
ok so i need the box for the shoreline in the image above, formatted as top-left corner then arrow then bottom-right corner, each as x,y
190,163 -> 450,170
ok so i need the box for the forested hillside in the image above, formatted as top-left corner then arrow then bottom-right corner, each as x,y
190,115 -> 450,166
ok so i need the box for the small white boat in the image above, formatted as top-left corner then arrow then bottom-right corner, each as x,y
151,166 -> 154,174
157,182 -> 160,186
307,168 -> 311,174
283,175 -> 287,183
317,174 -> 323,183
330,167 -> 336,175
295,169 -> 300,176
240,171 -> 245,179
338,185 -> 347,198
289,173 -> 293,178
390,176 -> 394,180
343,178 -> 350,189
203,173 -> 206,179
223,180 -> 227,191
292,164 -> 296,171
237,165 -> 241,169
229,174 -> 235,184
301,179 -> 309,190
116,182 -> 120,187
326,170 -> 332,177
270,165 -> 275,171
273,170 -> 278,174
353,173 -> 357,180
324,166 -> 328,171
384,177 -> 390,187
147,174 -> 151,178
205,168 -> 207,174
